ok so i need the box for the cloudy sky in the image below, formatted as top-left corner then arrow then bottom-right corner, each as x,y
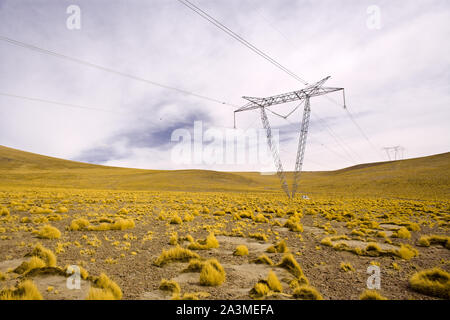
0,0 -> 449,172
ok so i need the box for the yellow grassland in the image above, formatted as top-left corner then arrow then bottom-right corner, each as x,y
0,145 -> 448,199
0,145 -> 449,300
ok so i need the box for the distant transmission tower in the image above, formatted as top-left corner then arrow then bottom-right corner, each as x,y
234,76 -> 345,199
382,146 -> 405,161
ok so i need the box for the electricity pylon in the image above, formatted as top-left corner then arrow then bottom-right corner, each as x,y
234,76 -> 345,199
383,146 -> 405,160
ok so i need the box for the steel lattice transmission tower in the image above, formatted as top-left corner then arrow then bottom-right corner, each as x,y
234,76 -> 345,199
383,146 -> 405,161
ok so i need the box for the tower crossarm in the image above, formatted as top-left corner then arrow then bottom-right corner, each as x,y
235,78 -> 343,113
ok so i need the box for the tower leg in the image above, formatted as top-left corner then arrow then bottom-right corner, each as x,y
260,107 -> 290,198
292,97 -> 311,198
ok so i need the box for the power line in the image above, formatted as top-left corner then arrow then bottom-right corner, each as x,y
321,94 -> 383,159
264,94 -> 363,164
278,145 -> 333,170
266,100 -> 304,119
344,107 -> 381,156
0,92 -> 125,114
258,104 -> 356,163
264,105 -> 357,164
266,107 -> 356,164
254,8 -> 381,160
0,35 -> 238,108
195,2 -> 380,161
176,0 -> 309,85
310,112 -> 361,163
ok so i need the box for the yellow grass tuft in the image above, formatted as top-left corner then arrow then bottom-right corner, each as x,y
30,243 -> 57,267
253,254 -> 274,266
154,246 -> 200,267
112,218 -> 135,230
351,229 -> 365,237
0,280 -> 43,300
391,262 -> 401,270
87,218 -> 135,231
289,277 -> 309,290
25,256 -> 46,272
20,217 -> 31,223
169,232 -> 178,245
359,289 -> 387,300
418,235 -> 450,249
409,268 -> 450,299
14,255 -> 48,275
395,244 -> 418,260
277,254 -> 304,279
56,206 -> 68,213
0,206 -> 9,216
293,285 -> 323,300
253,213 -> 269,223
184,258 -> 205,272
87,273 -> 122,300
267,270 -> 282,292
183,234 -> 195,243
239,211 -> 253,219
117,208 -> 128,215
183,213 -> 194,222
29,206 -> 52,214
233,245 -> 249,256
248,232 -> 268,242
170,214 -> 183,224
320,237 -> 333,247
17,280 -> 44,300
36,224 -> 61,239
69,218 -> 90,231
232,212 -> 241,220
159,279 -> 181,294
284,217 -> 303,232
340,262 -> 355,272
188,233 -> 219,250
267,239 -> 288,253
393,227 -> 411,239
86,288 -> 116,300
365,242 -> 382,254
173,291 -> 210,300
250,281 -> 270,298
376,231 -> 387,238
199,259 -> 226,286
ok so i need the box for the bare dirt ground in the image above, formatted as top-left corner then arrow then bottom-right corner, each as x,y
0,190 -> 449,300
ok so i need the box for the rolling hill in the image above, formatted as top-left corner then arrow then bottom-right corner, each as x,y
0,145 -> 449,199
